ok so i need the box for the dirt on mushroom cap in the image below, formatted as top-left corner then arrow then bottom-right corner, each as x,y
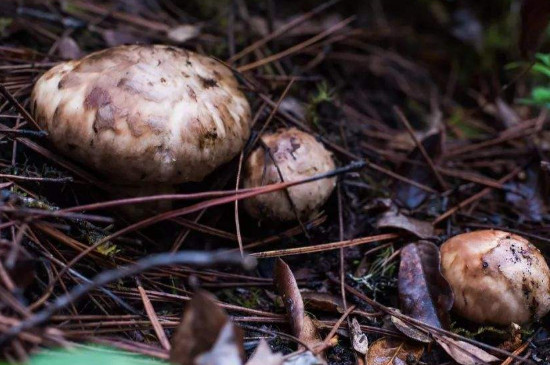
440,230 -> 550,325
242,127 -> 336,221
31,45 -> 251,184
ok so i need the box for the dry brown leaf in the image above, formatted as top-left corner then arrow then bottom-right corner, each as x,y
301,310 -> 322,350
398,241 -> 454,331
275,258 -> 304,338
302,291 -> 345,313
435,335 -> 499,365
169,291 -> 244,365
376,207 -> 434,239
274,259 -> 322,350
350,318 -> 368,355
366,337 -> 423,365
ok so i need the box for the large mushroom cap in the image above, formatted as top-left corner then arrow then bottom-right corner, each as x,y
440,230 -> 550,325
31,45 -> 251,184
243,128 -> 336,221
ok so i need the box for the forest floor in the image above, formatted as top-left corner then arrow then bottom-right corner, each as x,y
1,0 -> 550,364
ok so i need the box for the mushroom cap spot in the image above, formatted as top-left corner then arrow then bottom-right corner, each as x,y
31,45 -> 251,184
242,128 -> 336,221
440,230 -> 550,325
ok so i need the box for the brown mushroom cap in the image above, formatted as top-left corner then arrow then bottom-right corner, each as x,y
242,128 -> 336,221
31,45 -> 251,184
440,230 -> 550,325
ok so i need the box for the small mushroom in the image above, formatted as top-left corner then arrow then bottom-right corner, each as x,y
31,45 -> 251,198
242,128 -> 336,221
440,230 -> 550,325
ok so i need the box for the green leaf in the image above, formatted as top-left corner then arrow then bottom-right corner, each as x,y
536,52 -> 550,67
532,63 -> 550,78
28,346 -> 167,365
532,86 -> 550,103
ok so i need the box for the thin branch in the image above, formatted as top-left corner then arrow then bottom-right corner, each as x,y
0,250 -> 256,346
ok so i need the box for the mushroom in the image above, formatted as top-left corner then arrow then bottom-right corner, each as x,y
440,230 -> 550,325
30,45 -> 251,207
242,128 -> 336,221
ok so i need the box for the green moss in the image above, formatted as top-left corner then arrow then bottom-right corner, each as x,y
219,288 -> 265,310
78,222 -> 119,257
452,324 -> 508,338
307,82 -> 336,129
352,247 -> 397,299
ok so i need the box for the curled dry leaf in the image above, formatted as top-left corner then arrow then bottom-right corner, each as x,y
393,132 -> 443,210
302,291 -> 345,313
363,198 -> 393,214
350,318 -> 369,355
376,207 -> 434,239
169,291 -> 244,365
275,258 -> 305,338
366,337 -> 423,365
274,259 -> 322,350
520,0 -> 550,56
434,335 -> 499,365
398,241 -> 454,331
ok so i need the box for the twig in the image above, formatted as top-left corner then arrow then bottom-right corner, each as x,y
0,251 -> 256,346
393,106 -> 447,191
433,163 -> 526,225
319,305 -> 355,352
50,160 -> 367,286
251,233 -> 399,258
234,151 -> 245,257
0,129 -> 47,138
237,16 -> 355,72
0,206 -> 113,224
340,281 -> 533,364
136,278 -> 171,351
0,84 -> 40,130
229,0 -> 341,62
0,174 -> 73,183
